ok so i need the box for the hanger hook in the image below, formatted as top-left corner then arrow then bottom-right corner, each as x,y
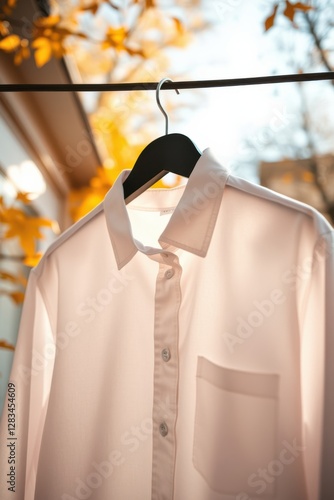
156,78 -> 180,135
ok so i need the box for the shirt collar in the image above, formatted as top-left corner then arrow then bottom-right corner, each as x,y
103,148 -> 230,269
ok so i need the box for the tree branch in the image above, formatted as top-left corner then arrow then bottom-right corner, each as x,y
303,11 -> 334,84
298,82 -> 334,224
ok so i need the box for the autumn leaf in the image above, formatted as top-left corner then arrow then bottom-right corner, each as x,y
101,26 -> 144,56
0,269 -> 26,304
0,35 -> 30,65
0,270 -> 18,283
31,37 -> 52,67
102,26 -> 128,51
33,15 -> 61,28
1,194 -> 58,264
170,17 -> 191,48
16,191 -> 33,204
32,35 -> 66,67
283,1 -> 296,21
1,206 -> 56,257
0,271 -> 27,287
0,339 -> 15,351
0,20 -> 10,36
0,34 -> 21,52
264,4 -> 279,31
77,1 -> 101,15
23,253 -> 43,267
172,17 -> 184,35
4,217 -> 52,256
49,39 -> 64,58
14,43 -> 30,65
90,166 -> 116,189
8,291 -> 25,304
0,0 -> 192,69
31,16 -> 73,67
68,165 -> 116,221
1,0 -> 17,16
283,1 -> 312,23
0,206 -> 22,225
134,0 -> 156,6
293,2 -> 313,13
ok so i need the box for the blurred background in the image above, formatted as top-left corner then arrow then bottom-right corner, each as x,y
0,0 -> 333,414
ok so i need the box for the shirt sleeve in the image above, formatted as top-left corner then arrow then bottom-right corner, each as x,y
300,230 -> 334,500
0,267 -> 55,500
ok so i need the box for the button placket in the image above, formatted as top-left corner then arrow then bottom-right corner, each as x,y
151,253 -> 181,500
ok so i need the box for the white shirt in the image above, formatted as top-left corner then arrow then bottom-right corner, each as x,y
0,148 -> 333,500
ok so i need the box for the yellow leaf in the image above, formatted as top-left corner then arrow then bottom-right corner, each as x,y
0,34 -> 21,52
51,40 -> 65,58
0,270 -> 27,286
33,217 -> 56,229
32,37 -> 52,67
14,50 -> 22,65
102,26 -> 127,49
16,192 -> 32,204
0,339 -> 15,351
171,31 -> 191,48
169,16 -> 191,47
90,167 -> 113,189
9,291 -> 25,304
2,205 -> 57,257
78,1 -> 101,14
23,252 -> 43,267
0,271 -> 18,283
21,45 -> 30,60
0,206 -> 25,225
133,0 -> 155,5
0,21 -> 10,36
34,15 -> 61,28
265,4 -> 279,31
70,192 -> 105,221
1,0 -> 17,15
172,17 -> 184,35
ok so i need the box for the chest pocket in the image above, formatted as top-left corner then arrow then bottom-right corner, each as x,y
193,356 -> 279,496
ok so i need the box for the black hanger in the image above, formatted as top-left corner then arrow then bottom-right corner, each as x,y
123,78 -> 202,204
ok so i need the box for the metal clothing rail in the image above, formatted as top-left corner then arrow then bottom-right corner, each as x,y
0,71 -> 334,92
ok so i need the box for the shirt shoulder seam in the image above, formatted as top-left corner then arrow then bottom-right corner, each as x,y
33,201 -> 104,275
226,174 -> 333,232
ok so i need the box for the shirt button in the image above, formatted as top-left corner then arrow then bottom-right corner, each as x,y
161,348 -> 171,362
159,422 -> 168,437
165,268 -> 174,279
